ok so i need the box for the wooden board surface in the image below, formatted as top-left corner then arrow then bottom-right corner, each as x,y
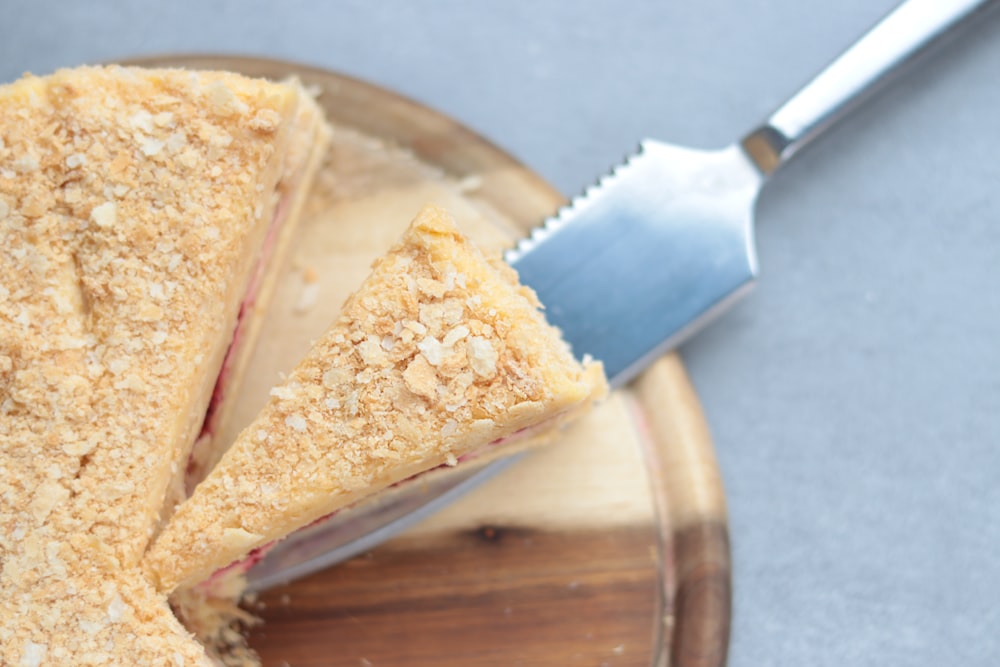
133,55 -> 732,667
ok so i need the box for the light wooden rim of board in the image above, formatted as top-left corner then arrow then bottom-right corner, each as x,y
124,54 -> 733,667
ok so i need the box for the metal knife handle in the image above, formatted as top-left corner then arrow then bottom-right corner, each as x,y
741,0 -> 995,175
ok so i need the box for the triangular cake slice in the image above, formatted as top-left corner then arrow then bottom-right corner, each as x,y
0,65 -> 329,665
145,205 -> 607,592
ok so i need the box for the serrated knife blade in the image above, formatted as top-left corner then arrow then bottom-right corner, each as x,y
247,0 -> 992,590
508,141 -> 760,388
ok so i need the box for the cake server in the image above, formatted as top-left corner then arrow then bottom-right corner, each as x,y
247,0 -> 994,590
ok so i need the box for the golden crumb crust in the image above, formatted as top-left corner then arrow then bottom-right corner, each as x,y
0,65 -> 328,666
145,205 -> 607,592
2,545 -> 214,667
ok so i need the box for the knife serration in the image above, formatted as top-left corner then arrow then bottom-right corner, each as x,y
507,150 -> 643,261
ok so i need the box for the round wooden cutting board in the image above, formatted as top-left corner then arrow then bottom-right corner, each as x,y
132,55 -> 731,667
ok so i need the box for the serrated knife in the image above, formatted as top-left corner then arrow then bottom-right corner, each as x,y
247,0 -> 994,590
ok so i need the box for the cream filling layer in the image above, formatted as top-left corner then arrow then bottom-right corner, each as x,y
185,190 -> 293,495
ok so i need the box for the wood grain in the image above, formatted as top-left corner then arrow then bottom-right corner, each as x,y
248,526 -> 659,667
130,55 -> 732,667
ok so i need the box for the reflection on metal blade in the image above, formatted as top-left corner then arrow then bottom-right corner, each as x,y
509,140 -> 762,387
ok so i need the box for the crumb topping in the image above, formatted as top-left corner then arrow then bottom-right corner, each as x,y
145,205 -> 606,592
0,65 -> 323,666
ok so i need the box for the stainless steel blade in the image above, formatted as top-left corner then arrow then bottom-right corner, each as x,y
508,141 -> 761,387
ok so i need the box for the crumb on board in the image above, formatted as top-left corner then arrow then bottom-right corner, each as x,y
294,282 -> 321,313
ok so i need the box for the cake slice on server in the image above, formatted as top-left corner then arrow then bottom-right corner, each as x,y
0,65 -> 328,665
145,205 -> 608,593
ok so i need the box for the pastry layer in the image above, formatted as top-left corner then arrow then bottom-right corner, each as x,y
145,205 -> 607,592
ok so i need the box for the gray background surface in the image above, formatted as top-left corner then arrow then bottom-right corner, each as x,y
3,1 -> 999,665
